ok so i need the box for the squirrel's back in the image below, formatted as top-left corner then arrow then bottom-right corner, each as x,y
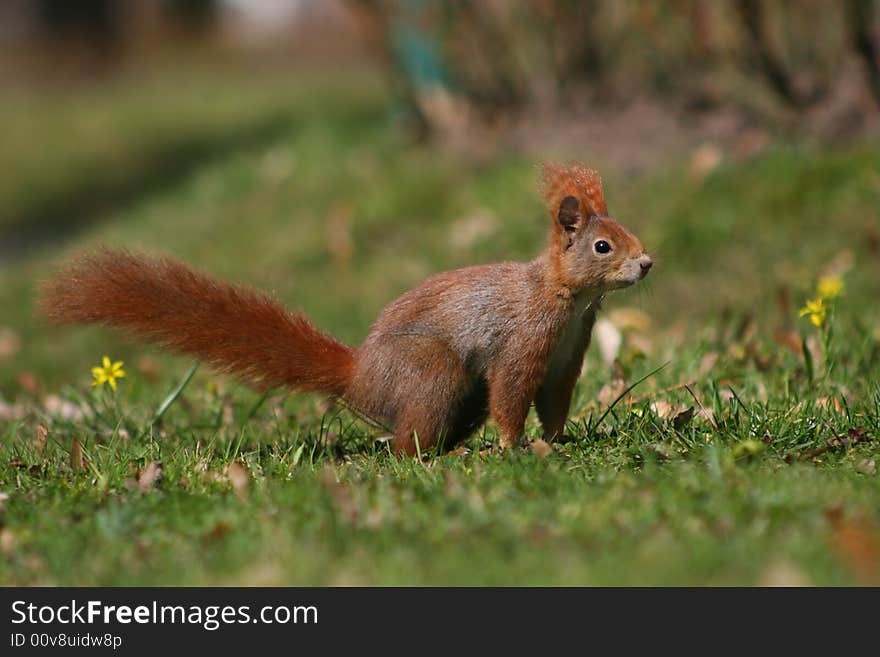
361,260 -> 547,368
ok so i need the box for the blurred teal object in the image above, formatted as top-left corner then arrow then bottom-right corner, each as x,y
389,6 -> 449,92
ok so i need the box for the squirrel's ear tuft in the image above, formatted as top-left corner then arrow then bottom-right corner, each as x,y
539,162 -> 608,220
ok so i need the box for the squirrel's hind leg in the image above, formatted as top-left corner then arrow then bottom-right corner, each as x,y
393,377 -> 490,456
391,395 -> 461,457
389,347 -> 470,458
391,411 -> 440,457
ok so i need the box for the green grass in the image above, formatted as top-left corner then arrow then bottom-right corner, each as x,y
1,66 -> 879,585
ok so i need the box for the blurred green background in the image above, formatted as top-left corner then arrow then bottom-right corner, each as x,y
0,0 -> 879,586
1,0 -> 878,386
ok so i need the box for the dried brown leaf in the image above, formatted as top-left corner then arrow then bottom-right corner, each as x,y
826,508 -> 880,585
320,431 -> 339,448
823,249 -> 854,278
689,143 -> 722,181
698,352 -> 720,377
727,342 -> 746,362
672,406 -> 695,430
136,356 -> 163,382
650,401 -> 674,419
759,560 -> 810,587
815,396 -> 844,414
531,439 -> 551,459
735,314 -> 756,342
733,127 -> 768,159
45,395 -> 86,422
327,202 -> 354,265
594,319 -> 622,367
0,327 -> 21,360
855,459 -> 876,476
804,335 -> 822,370
606,307 -> 652,332
775,284 -> 791,317
320,465 -> 358,523
0,397 -> 24,421
34,424 -> 48,456
17,371 -> 40,396
718,388 -> 735,403
138,461 -> 164,492
786,427 -> 870,462
773,329 -> 803,356
204,522 -> 231,541
227,461 -> 250,500
627,334 -> 654,357
866,225 -> 880,257
0,528 -> 16,557
598,380 -> 626,407
450,209 -> 497,250
695,407 -> 716,427
69,438 -> 83,473
443,472 -> 467,505
221,402 -> 234,426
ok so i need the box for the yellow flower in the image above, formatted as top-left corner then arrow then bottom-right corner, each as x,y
817,275 -> 844,300
91,356 -> 126,391
799,297 -> 827,328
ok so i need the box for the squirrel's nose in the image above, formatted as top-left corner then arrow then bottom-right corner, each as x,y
639,255 -> 653,276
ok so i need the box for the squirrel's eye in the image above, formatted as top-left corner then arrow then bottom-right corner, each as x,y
594,240 -> 612,254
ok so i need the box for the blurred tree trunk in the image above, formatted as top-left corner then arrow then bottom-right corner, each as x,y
38,0 -> 120,54
345,0 -> 440,138
345,0 -> 877,137
689,0 -> 717,59
733,0 -> 804,107
847,0 -> 880,105
445,2 -> 529,111
163,0 -> 219,33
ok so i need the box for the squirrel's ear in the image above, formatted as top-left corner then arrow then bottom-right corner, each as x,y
557,195 -> 582,233
557,195 -> 590,249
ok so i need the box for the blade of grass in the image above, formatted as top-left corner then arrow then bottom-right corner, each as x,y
413,430 -> 423,464
802,335 -> 814,384
591,362 -> 668,434
242,392 -> 270,424
147,363 -> 199,428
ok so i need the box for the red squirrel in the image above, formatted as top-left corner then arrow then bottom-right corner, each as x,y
40,163 -> 652,455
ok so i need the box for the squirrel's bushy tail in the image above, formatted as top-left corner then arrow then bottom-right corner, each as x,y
39,249 -> 354,396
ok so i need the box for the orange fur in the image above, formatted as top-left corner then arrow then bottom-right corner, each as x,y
539,162 -> 608,219
39,249 -> 354,396
39,163 -> 651,456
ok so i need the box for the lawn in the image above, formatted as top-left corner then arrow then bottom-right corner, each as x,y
1,65 -> 879,586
